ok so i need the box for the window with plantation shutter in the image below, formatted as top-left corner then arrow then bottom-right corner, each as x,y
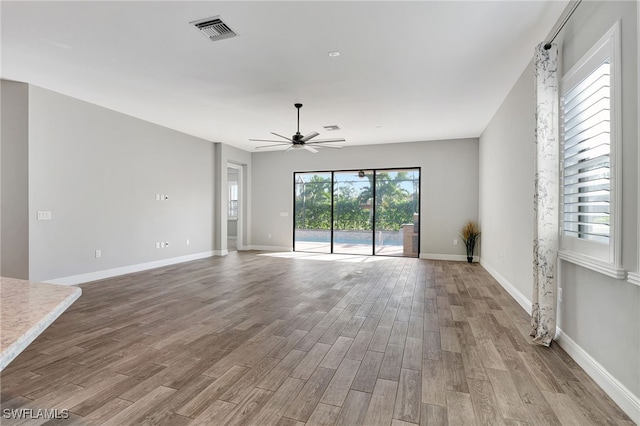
559,22 -> 624,279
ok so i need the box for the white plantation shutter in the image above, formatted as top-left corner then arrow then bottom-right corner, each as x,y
561,61 -> 610,243
558,21 -> 624,279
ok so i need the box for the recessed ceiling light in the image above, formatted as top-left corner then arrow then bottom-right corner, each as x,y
328,51 -> 340,57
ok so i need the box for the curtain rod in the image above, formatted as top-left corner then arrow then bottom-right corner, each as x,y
544,0 -> 583,50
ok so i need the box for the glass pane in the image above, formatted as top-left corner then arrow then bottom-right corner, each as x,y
374,169 -> 420,257
294,172 -> 332,253
333,171 -> 373,255
228,183 -> 238,218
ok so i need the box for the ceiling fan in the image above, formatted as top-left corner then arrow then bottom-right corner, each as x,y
250,103 -> 345,153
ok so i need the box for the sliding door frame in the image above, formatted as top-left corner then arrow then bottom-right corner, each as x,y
293,167 -> 421,257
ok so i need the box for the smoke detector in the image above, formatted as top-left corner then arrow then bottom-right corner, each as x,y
191,16 -> 238,42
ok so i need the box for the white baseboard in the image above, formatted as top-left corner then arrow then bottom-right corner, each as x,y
627,272 -> 640,287
44,251 -> 215,285
213,249 -> 229,256
420,253 -> 478,262
249,245 -> 293,252
479,258 -> 532,312
555,328 -> 640,425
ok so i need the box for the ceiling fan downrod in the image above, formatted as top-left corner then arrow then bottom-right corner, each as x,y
295,103 -> 303,138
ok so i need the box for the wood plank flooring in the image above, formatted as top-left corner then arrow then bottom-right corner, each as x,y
0,252 -> 634,425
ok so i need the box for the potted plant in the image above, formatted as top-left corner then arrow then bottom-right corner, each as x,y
460,221 -> 480,263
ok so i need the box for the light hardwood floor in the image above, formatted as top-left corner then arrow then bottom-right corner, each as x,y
0,252 -> 634,425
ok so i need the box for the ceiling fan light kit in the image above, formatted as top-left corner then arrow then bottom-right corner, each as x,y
250,103 -> 346,153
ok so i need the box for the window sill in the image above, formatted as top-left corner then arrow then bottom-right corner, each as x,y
558,250 -> 626,280
627,272 -> 640,287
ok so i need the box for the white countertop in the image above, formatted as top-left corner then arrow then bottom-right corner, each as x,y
0,277 -> 81,371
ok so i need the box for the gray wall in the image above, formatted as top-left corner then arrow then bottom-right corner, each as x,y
27,85 -> 215,281
1,80 -> 29,279
480,0 -> 639,400
251,139 -> 479,257
479,63 -> 535,299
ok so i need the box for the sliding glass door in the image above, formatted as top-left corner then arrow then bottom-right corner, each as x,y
333,171 -> 374,255
294,172 -> 332,253
294,168 -> 420,257
374,169 -> 420,257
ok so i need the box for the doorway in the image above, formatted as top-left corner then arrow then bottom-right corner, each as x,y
227,165 -> 242,252
294,168 -> 420,257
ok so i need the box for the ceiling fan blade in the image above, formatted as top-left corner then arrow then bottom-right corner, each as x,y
255,143 -> 292,149
314,144 -> 343,149
271,132 -> 294,142
300,131 -> 320,142
249,139 -> 289,143
303,145 -> 319,153
284,145 -> 296,153
306,138 -> 346,144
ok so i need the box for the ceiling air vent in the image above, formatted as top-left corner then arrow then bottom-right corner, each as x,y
191,16 -> 237,42
323,125 -> 340,131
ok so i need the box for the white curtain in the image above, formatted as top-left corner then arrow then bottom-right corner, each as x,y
531,43 -> 559,347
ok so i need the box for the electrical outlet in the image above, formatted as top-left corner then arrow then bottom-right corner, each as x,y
155,194 -> 161,201
186,239 -> 190,246
37,211 -> 52,220
558,288 -> 563,303
268,233 -> 272,238
95,249 -> 101,258
156,242 -> 161,249
453,239 -> 458,245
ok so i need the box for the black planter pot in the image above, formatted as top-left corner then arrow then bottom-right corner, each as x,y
467,256 -> 473,263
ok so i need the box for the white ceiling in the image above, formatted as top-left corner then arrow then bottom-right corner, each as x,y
1,1 -> 567,152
